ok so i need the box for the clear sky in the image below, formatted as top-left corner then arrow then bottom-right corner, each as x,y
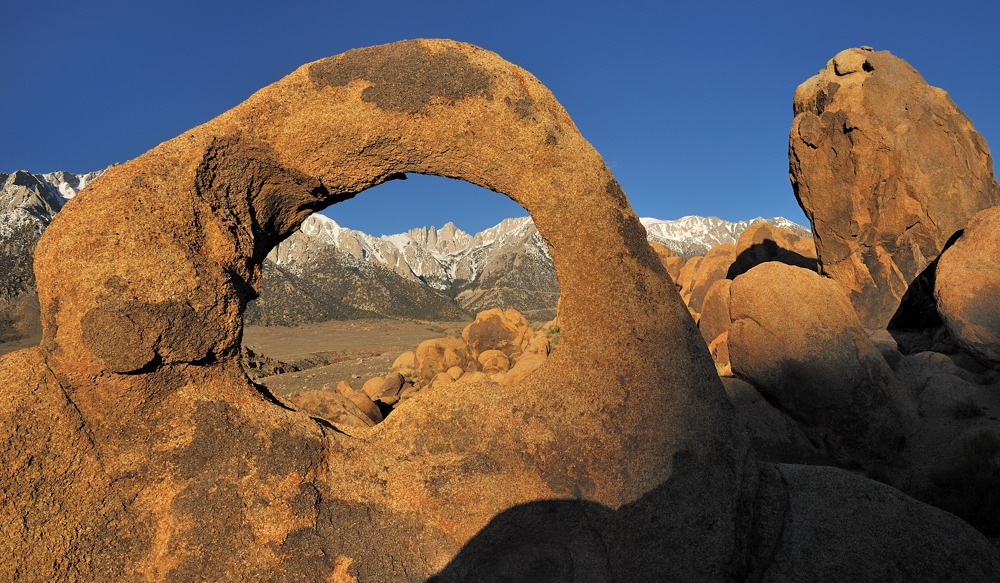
3,0 -> 997,236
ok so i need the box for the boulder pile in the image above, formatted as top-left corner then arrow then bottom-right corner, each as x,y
728,262 -> 915,462
663,219 -> 819,368
657,47 -> 1000,548
292,307 -> 552,427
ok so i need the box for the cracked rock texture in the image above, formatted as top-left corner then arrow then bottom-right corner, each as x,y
789,47 -> 1000,330
2,40 -> 998,581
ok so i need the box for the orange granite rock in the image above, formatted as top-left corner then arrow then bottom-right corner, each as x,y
789,47 -> 1000,329
3,40 -> 996,582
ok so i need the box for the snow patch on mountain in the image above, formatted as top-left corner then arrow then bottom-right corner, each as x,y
1,168 -> 110,238
273,214 -> 552,292
641,215 -> 811,258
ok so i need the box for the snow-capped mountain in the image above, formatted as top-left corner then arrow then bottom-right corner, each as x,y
274,213 -> 811,292
262,213 -> 811,323
263,214 -> 559,321
270,215 -> 553,293
641,215 -> 812,259
0,168 -> 106,237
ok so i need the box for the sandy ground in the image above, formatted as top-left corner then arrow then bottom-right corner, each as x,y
0,331 -> 42,358
0,319 -> 472,399
243,318 -> 472,398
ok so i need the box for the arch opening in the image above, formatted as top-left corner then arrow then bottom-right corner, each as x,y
240,172 -> 564,426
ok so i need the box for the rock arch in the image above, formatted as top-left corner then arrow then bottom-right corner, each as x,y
16,39 -> 744,579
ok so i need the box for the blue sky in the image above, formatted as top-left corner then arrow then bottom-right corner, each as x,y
3,0 -> 997,236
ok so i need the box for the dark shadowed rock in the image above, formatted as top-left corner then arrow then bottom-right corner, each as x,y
935,206 -> 1000,365
728,262 -> 916,461
789,47 -> 1000,329
721,377 -> 818,464
763,463 -> 1000,581
432,461 -> 1000,582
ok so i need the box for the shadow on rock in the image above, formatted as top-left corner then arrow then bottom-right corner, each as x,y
430,459 -> 1000,582
726,239 -> 818,280
428,499 -> 614,583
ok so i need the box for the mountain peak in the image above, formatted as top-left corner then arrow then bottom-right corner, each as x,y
1,167 -> 111,222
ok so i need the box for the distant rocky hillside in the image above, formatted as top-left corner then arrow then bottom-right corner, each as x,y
247,227 -> 468,325
0,168 -> 107,342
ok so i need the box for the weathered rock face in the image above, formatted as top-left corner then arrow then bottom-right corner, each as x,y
3,40 -> 748,580
789,47 -> 1000,329
649,240 -> 684,283
3,40 -> 997,581
728,262 -> 916,461
698,278 -> 732,347
935,206 -> 1000,365
727,221 -> 817,280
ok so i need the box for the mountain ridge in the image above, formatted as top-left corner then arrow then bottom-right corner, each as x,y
0,167 -> 812,336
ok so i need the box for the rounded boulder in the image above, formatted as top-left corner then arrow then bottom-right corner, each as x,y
935,206 -> 1000,365
461,308 -> 533,360
728,262 -> 915,461
727,222 -> 817,280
